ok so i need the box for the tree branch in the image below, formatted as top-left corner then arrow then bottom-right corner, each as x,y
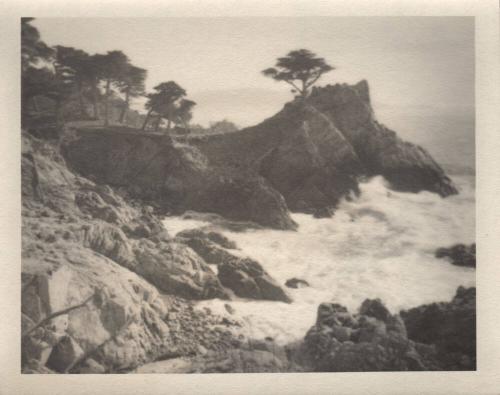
283,79 -> 302,94
22,293 -> 95,338
305,72 -> 323,90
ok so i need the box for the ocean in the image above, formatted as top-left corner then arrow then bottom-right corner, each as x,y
163,111 -> 475,344
163,175 -> 474,344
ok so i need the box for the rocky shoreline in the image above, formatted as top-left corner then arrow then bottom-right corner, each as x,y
21,81 -> 474,374
60,81 -> 457,228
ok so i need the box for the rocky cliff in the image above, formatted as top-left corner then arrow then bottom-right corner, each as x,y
61,81 -> 457,228
21,132 -> 290,373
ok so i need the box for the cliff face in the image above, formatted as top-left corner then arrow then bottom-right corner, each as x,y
61,81 -> 457,227
62,128 -> 296,230
22,132 -> 293,373
308,81 -> 458,196
21,133 -> 233,373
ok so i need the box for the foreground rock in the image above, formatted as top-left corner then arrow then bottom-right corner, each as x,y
218,258 -> 292,303
135,338 -> 293,373
401,286 -> 476,370
21,133 -> 235,373
435,243 -> 476,268
302,299 -> 436,371
301,288 -> 475,371
176,228 -> 291,303
61,81 -> 456,228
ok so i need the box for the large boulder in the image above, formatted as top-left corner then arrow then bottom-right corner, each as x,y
218,258 -> 292,303
400,286 -> 476,370
21,254 -> 172,373
435,243 -> 476,268
303,300 -> 438,371
302,287 -> 475,372
132,240 -> 229,300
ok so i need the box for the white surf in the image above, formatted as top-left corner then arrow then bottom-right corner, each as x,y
163,174 -> 475,345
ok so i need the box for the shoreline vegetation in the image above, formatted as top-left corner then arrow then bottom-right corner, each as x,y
21,18 -> 475,373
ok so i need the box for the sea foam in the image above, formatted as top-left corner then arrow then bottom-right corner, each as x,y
163,175 -> 475,344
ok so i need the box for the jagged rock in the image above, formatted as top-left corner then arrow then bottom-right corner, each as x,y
132,241 -> 229,300
46,335 -> 84,373
75,190 -> 121,224
308,81 -> 457,197
178,235 -> 236,265
20,133 -> 234,372
359,298 -> 391,322
218,258 -> 291,303
285,278 -> 310,289
177,228 -> 237,249
400,286 -> 476,370
435,243 -> 476,268
303,287 -> 474,371
303,298 -> 439,371
82,222 -> 134,267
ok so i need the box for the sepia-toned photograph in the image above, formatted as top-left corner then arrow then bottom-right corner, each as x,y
20,16 -> 476,374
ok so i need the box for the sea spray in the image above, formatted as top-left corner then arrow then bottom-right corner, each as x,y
163,175 -> 475,344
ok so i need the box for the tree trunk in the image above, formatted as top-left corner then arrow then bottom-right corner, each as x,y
76,81 -> 86,118
300,80 -> 307,99
154,115 -> 162,132
119,90 -> 129,124
141,109 -> 153,131
104,79 -> 111,126
167,118 -> 171,131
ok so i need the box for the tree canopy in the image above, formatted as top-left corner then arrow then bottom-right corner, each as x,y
142,81 -> 191,131
262,49 -> 334,98
21,18 -> 54,71
22,19 -> 151,129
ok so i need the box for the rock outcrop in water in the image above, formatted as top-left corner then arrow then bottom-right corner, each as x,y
61,81 -> 456,228
176,230 -> 291,303
300,287 -> 475,371
400,286 -> 476,370
435,243 -> 476,268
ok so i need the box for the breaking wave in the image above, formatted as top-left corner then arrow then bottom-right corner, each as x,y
163,174 -> 475,344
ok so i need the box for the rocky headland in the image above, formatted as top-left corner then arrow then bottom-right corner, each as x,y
61,81 -> 457,227
21,81 -> 473,373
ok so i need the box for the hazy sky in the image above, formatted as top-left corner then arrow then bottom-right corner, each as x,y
34,17 -> 474,128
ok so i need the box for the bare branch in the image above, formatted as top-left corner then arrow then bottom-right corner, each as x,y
22,293 -> 95,338
283,79 -> 302,93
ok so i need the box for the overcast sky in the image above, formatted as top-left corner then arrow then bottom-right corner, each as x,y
33,17 -> 474,128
